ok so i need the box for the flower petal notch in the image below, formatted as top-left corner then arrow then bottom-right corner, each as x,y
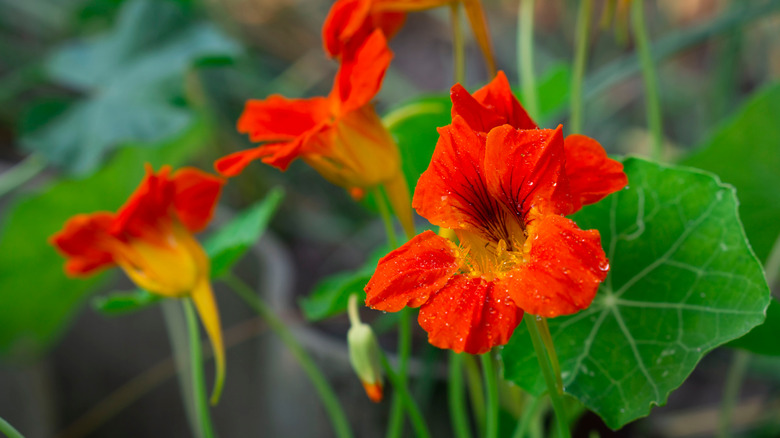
51,164 -> 227,404
219,30 -> 415,237
365,71 -> 627,353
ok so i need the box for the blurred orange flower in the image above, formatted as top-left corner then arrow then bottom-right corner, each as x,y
365,72 -> 627,354
323,0 -> 495,75
51,165 -> 227,404
217,30 -> 414,236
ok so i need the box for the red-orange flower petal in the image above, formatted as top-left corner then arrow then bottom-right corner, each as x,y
483,124 -> 573,218
418,276 -> 523,354
323,0 -> 406,60
564,134 -> 628,213
451,71 -> 536,132
50,212 -> 115,276
366,230 -> 461,311
332,30 -> 393,114
504,214 -> 608,317
413,117 -> 491,232
171,168 -> 226,233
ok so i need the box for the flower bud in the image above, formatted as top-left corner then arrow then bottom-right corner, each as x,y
347,294 -> 384,402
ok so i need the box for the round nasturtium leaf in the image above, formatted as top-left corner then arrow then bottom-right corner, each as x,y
501,157 -> 770,429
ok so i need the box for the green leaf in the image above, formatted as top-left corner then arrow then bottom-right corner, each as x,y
92,289 -> 161,316
0,119 -> 207,361
727,298 -> 780,356
300,247 -> 388,321
682,81 -> 780,263
501,158 -> 769,429
203,188 -> 285,278
21,0 -> 240,175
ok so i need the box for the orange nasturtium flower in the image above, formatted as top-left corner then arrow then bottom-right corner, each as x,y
51,165 -> 227,404
323,0 -> 496,75
216,30 -> 415,236
365,71 -> 628,354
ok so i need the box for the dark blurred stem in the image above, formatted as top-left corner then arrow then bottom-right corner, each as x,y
718,351 -> 750,438
386,309 -> 413,438
224,275 -> 353,438
0,416 -> 24,438
183,299 -> 216,438
481,353 -> 499,438
451,3 -> 466,85
379,349 -> 431,438
373,187 -> 398,249
525,316 -> 570,438
631,0 -> 664,162
518,0 -> 540,119
463,353 -> 486,433
449,352 -> 473,438
0,154 -> 46,198
511,394 -> 545,438
570,0 -> 593,134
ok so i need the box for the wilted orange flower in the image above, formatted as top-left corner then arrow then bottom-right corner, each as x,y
51,165 -> 227,404
365,72 -> 627,354
323,0 -> 495,75
216,30 -> 414,236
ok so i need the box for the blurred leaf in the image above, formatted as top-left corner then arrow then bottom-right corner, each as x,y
0,119 -> 207,361
682,82 -> 780,263
519,63 -> 571,124
21,0 -> 240,175
300,247 -> 388,321
502,158 -> 769,429
728,298 -> 780,356
92,289 -> 160,316
94,188 -> 285,315
203,188 -> 284,278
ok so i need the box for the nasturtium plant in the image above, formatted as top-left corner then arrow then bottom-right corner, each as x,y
502,158 -> 770,429
21,0 -> 240,175
93,188 -> 285,316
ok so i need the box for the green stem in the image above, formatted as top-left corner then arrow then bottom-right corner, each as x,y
517,0 -> 539,119
537,318 -> 562,391
631,0 -> 664,162
386,309 -> 412,438
223,275 -> 353,438
183,299 -> 216,438
0,155 -> 46,198
718,350 -> 750,438
448,352 -> 472,438
570,0 -> 593,134
511,395 -> 544,438
451,2 -> 466,85
463,354 -> 486,434
480,353 -> 499,438
379,351 -> 432,438
373,187 -> 398,249
525,316 -> 570,438
0,416 -> 24,438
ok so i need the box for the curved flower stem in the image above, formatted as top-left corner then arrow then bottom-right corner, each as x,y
448,352 -> 472,438
379,350 -> 432,438
386,309 -> 413,438
183,299 -> 216,438
631,0 -> 664,162
511,394 -> 545,438
0,154 -> 46,199
0,416 -> 24,438
373,187 -> 398,249
570,0 -> 593,134
718,350 -> 750,438
517,0 -> 540,119
480,353 -> 499,438
525,316 -> 570,438
223,275 -> 353,438
537,317 -> 563,391
451,2 -> 466,85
